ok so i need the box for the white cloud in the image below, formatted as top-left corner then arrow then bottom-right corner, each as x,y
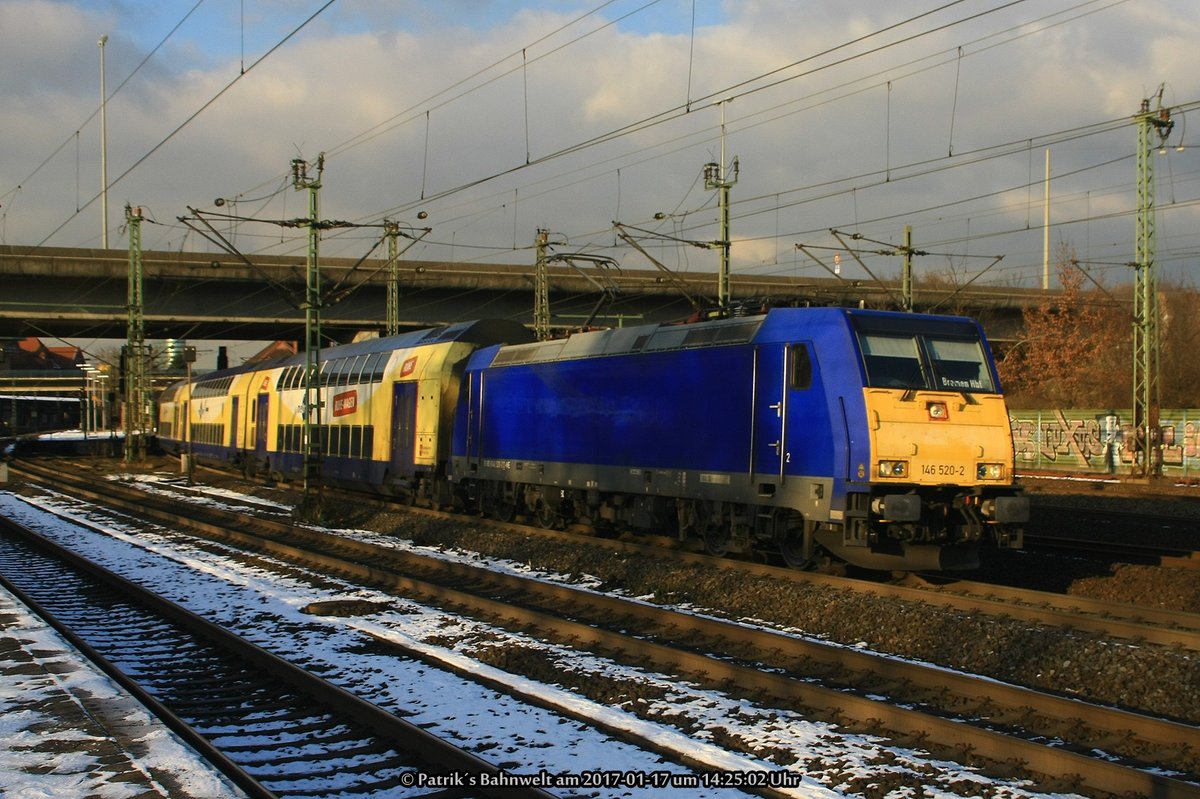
3,0 -> 1199,287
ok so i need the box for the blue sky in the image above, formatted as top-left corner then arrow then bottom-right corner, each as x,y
5,0 -> 1200,323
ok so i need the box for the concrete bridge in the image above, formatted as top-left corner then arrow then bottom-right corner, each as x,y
0,244 -> 1040,345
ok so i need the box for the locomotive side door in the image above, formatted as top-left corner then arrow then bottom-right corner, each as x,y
466,371 -> 484,470
390,381 -> 418,476
751,345 -> 789,485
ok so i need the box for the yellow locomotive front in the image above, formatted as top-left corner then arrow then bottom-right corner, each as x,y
845,315 -> 1027,570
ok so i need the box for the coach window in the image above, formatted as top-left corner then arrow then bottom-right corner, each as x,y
367,351 -> 387,382
790,346 -> 812,390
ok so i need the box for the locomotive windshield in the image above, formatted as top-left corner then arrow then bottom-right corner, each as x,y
854,317 -> 996,393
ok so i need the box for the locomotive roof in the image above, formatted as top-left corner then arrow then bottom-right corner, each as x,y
490,313 -> 767,367
486,306 -> 984,368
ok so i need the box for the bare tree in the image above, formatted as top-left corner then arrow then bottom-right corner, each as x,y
998,246 -> 1128,408
1161,287 -> 1200,407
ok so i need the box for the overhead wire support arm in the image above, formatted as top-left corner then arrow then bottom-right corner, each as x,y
178,207 -> 304,307
613,222 -> 702,313
322,221 -> 431,309
798,229 -> 1002,313
793,242 -> 858,288
829,229 -> 906,309
924,254 -> 1004,313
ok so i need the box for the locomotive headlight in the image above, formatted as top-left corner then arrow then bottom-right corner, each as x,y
927,401 -> 949,421
877,460 -> 908,478
976,462 -> 1004,480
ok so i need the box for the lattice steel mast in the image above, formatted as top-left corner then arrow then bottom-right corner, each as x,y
124,204 -> 148,462
293,154 -> 325,509
1131,88 -> 1173,479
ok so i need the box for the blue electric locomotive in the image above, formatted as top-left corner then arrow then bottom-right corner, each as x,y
451,307 -> 1026,571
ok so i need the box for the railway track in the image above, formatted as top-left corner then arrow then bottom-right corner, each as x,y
1030,502 -> 1200,568
6,458 -> 1200,798
0,513 -> 555,799
150,461 -> 1200,651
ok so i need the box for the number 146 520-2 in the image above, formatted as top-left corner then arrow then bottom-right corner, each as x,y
921,463 -> 964,477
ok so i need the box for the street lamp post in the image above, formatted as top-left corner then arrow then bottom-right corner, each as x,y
99,34 -> 109,249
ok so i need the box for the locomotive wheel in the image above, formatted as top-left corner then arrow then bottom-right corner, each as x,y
491,483 -> 521,522
535,498 -> 561,530
775,509 -> 816,569
482,482 -> 520,520
703,525 -> 732,557
694,502 -> 730,556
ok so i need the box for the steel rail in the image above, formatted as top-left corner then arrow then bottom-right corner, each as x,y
0,511 -> 556,799
1025,533 -> 1200,569
171,458 -> 1200,649
30,459 -> 1200,646
10,462 -> 1200,798
1031,503 -> 1200,568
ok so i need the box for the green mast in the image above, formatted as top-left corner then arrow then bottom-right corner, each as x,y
1131,89 -> 1172,479
293,154 -> 325,511
124,204 -> 147,462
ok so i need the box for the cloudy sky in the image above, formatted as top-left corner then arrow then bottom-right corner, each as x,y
4,0 -> 1200,299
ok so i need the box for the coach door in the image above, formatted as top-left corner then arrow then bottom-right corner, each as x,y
390,382 -> 418,476
255,394 -> 269,457
229,397 -> 239,449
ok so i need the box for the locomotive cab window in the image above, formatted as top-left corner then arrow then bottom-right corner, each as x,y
926,337 -> 994,392
858,334 -> 926,389
852,315 -> 996,393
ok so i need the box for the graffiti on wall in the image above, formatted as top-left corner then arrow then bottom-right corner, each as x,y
1009,409 -> 1200,473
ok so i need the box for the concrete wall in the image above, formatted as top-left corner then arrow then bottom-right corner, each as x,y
1010,408 -> 1200,478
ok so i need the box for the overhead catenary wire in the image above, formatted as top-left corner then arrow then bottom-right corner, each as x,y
20,0 -> 339,252
0,0 -> 207,209
339,0 -> 1142,275
58,0 -> 1109,269
8,0 -> 1186,312
353,0 -> 1041,232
